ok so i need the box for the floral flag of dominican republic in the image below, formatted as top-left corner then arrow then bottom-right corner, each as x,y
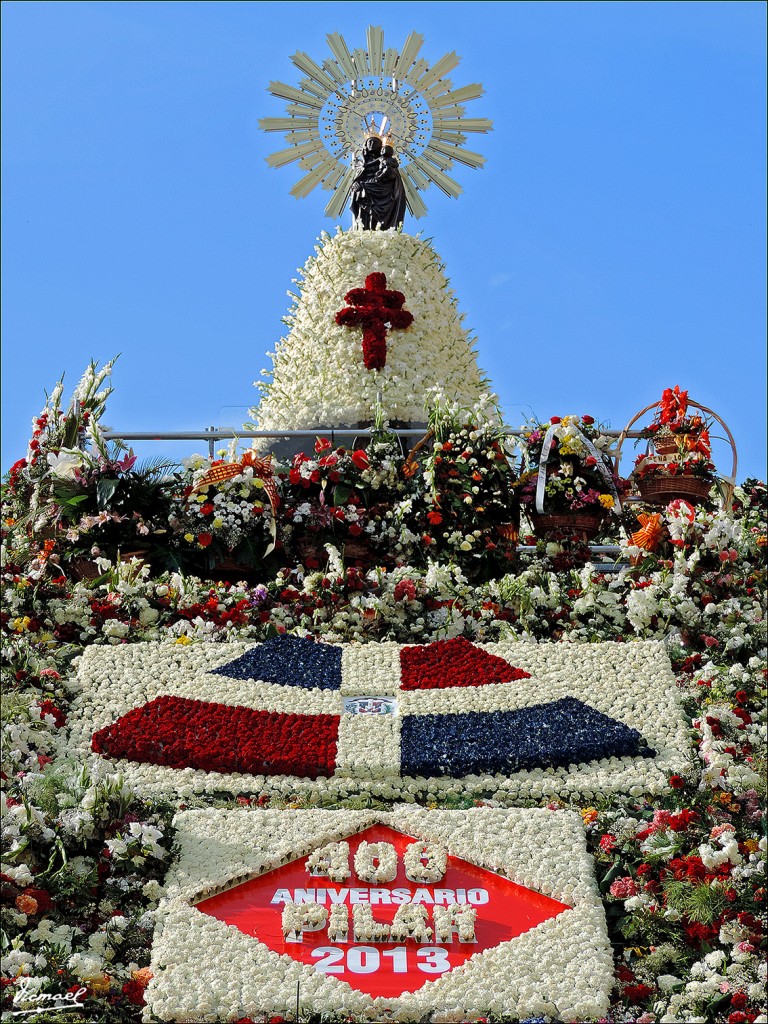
70,635 -> 690,800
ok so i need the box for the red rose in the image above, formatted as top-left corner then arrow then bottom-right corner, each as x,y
197,533 -> 213,548
581,415 -> 595,424
623,982 -> 653,1002
549,416 -> 561,424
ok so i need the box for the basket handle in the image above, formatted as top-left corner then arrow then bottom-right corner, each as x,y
613,399 -> 738,505
402,428 -> 434,476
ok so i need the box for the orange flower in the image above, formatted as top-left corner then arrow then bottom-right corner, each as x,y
15,894 -> 38,915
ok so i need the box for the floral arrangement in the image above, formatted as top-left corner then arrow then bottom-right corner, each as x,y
4,359 -> 179,572
634,386 -> 718,487
146,807 -> 613,1022
395,399 -> 518,580
166,451 -> 276,576
516,414 -> 628,526
250,229 -> 489,430
1,362 -> 765,1023
279,432 -> 406,567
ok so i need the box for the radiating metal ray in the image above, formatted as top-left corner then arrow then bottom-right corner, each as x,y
261,27 -> 492,218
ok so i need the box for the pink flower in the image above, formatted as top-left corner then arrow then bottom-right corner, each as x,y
609,876 -> 638,898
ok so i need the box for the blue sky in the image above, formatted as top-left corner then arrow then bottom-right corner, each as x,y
3,1 -> 766,481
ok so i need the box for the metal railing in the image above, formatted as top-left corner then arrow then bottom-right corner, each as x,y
100,426 -> 636,565
102,426 -> 644,460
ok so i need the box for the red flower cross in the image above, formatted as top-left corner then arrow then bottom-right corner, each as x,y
335,272 -> 414,370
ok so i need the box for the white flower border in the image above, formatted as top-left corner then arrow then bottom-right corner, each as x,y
145,807 -> 613,1022
69,639 -> 692,802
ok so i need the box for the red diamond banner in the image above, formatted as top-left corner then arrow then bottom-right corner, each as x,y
146,808 -> 614,1021
195,823 -> 569,998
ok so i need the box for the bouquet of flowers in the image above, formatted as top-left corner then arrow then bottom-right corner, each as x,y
634,388 -> 717,493
167,452 -> 277,577
279,432 -> 407,568
4,359 -> 177,575
400,402 -> 518,580
516,415 -> 626,532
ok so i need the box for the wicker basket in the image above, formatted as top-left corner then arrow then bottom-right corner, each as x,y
205,557 -> 262,584
495,522 -> 519,543
529,511 -> 605,540
292,535 -> 384,569
636,475 -> 712,504
653,427 -> 688,456
68,557 -> 103,581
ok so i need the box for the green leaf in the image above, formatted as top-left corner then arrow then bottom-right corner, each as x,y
600,861 -> 625,893
333,483 -> 353,505
96,477 -> 119,510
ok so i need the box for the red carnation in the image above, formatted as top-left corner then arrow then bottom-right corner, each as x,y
623,982 -> 654,1002
198,533 -> 213,548
669,774 -> 686,789
394,579 -> 417,603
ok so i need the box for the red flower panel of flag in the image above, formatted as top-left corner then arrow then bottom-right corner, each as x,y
92,696 -> 339,778
400,636 -> 531,690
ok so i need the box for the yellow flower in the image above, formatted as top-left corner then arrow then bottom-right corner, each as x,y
253,478 -> 265,490
581,807 -> 599,825
174,635 -> 193,645
598,494 -> 614,509
212,518 -> 224,529
184,533 -> 195,543
12,616 -> 32,633
89,975 -> 112,996
744,838 -> 759,854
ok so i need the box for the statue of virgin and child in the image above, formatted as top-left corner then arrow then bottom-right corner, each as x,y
349,134 -> 407,230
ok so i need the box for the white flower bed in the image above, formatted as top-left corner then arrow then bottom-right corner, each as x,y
145,807 -> 613,1022
251,229 -> 489,429
69,639 -> 692,802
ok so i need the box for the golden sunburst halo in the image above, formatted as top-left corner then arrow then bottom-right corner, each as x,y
259,25 -> 493,219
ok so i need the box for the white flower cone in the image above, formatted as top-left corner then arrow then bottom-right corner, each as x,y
251,229 -> 489,429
